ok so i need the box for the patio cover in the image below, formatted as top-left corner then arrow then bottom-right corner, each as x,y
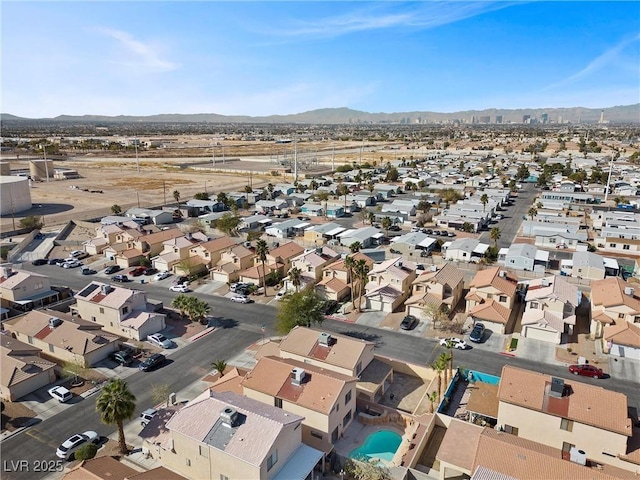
273,444 -> 324,480
12,290 -> 59,305
535,250 -> 550,262
325,227 -> 346,236
293,222 -> 310,229
472,243 -> 490,255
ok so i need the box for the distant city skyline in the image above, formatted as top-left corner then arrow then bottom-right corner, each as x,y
2,2 -> 639,118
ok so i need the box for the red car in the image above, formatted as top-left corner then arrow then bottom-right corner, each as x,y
568,364 -> 603,379
130,266 -> 146,277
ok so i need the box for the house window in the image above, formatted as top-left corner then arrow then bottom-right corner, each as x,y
462,252 -> 467,257
499,295 -> 507,302
560,418 -> 573,432
310,431 -> 323,440
332,427 -> 339,443
91,316 -> 96,322
562,442 -> 574,453
504,425 -> 518,436
510,259 -> 515,263
530,302 -> 539,309
267,450 -> 278,471
49,344 -> 54,353
274,398 -> 282,408
623,245 -> 630,250
549,238 -> 556,244
343,410 -> 352,427
99,308 -> 104,314
185,459 -> 191,467
345,390 -> 352,404
199,445 -> 209,458
619,313 -> 625,319
610,243 -> 617,248
486,293 -> 493,299
634,316 -> 640,323
121,306 -> 129,315
27,336 -> 33,344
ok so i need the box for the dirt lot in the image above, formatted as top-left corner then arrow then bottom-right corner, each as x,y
1,401 -> 37,432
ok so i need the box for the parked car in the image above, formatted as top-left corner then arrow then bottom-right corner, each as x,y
230,295 -> 252,303
48,258 -> 64,265
169,284 -> 190,293
143,267 -> 158,276
111,274 -> 129,282
439,337 -> 469,350
48,386 -> 73,403
469,323 -> 486,343
140,408 -> 158,426
81,267 -> 97,275
139,353 -> 166,371
147,333 -> 173,348
400,315 -> 419,330
447,231 -> 456,237
173,275 -> 189,285
69,250 -> 85,258
129,266 -> 146,277
153,271 -> 171,281
63,260 -> 82,269
388,225 -> 401,232
230,282 -> 250,292
569,364 -> 603,379
32,259 -> 48,266
110,350 -> 134,366
56,430 -> 99,460
104,265 -> 121,274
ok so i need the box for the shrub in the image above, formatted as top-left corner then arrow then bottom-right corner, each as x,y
74,443 -> 98,461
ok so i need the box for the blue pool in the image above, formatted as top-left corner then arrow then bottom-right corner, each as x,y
349,430 -> 402,463
468,370 -> 500,385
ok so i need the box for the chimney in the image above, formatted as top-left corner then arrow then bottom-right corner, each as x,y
291,367 -> 306,386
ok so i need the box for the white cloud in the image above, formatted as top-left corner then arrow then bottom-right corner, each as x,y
97,28 -> 179,72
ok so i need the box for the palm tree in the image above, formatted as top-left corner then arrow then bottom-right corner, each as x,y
96,379 -> 136,455
309,180 -> 318,193
211,359 -> 227,377
440,339 -> 457,383
316,192 -> 329,218
431,356 -> 447,402
439,351 -> 453,385
428,390 -> 439,413
353,259 -> 370,312
349,241 -> 362,253
344,255 -> 356,311
185,297 -> 211,324
490,227 -> 501,247
173,190 -> 181,209
381,217 -> 392,237
255,239 -> 269,295
289,267 -> 302,292
336,183 -> 349,210
480,193 -> 489,212
359,208 -> 369,226
171,294 -> 189,318
528,207 -> 538,221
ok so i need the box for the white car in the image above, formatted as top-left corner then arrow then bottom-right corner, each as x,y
153,271 -> 171,281
140,408 -> 158,426
48,386 -> 73,403
62,259 -> 82,269
147,333 -> 173,349
56,430 -> 99,460
230,295 -> 251,303
439,337 -> 469,350
169,284 -> 190,293
69,250 -> 84,258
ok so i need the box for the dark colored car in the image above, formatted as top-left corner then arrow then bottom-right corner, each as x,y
569,364 -> 603,379
110,350 -> 134,366
81,268 -> 97,275
400,315 -> 419,330
173,275 -> 188,285
48,258 -> 64,265
130,266 -> 146,277
469,323 -> 486,343
104,265 -> 121,274
143,267 -> 158,276
388,225 -> 401,232
139,353 -> 166,372
111,274 -> 129,282
32,259 -> 48,266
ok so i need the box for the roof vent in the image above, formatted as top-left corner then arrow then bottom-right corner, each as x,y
49,317 -> 62,329
315,247 -> 323,255
291,367 -> 306,386
220,407 -> 239,428
569,447 -> 587,466
624,287 -> 634,297
541,278 -> 550,287
100,284 -> 112,295
430,265 -> 438,272
549,377 -> 565,398
499,270 -> 507,278
318,332 -> 332,346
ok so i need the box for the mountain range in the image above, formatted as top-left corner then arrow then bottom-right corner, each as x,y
2,104 -> 639,124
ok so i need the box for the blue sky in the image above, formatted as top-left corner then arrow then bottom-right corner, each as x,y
2,1 -> 639,118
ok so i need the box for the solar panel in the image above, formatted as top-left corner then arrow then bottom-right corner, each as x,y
77,283 -> 99,297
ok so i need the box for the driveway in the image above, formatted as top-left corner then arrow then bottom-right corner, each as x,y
512,337 -> 561,365
355,310 -> 387,328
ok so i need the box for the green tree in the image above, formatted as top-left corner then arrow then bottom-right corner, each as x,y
96,379 -> 136,455
381,216 -> 392,237
353,258 -> 370,312
349,241 -> 362,253
62,358 -> 89,384
111,204 -> 123,215
336,183 -> 349,210
385,167 -> 399,182
211,359 -> 228,377
344,255 -> 356,311
173,190 -> 181,208
480,193 -> 489,212
184,297 -> 211,324
214,213 -> 241,236
217,192 -> 228,204
462,222 -> 474,233
431,355 -> 447,402
275,288 -> 325,334
515,164 -> 530,181
255,239 -> 269,294
171,294 -> 190,318
345,457 -> 392,480
243,185 -> 253,193
19,216 -> 44,231
316,191 -> 329,218
0,246 -> 9,261
490,227 -> 501,247
74,443 -> 98,461
193,192 -> 210,200
428,390 -> 439,413
417,200 -> 431,214
528,207 -> 538,220
289,266 -> 303,292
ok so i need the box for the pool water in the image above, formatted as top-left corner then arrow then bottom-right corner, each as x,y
349,430 -> 402,463
468,370 -> 500,385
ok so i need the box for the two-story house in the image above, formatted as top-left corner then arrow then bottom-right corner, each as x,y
241,356 -> 357,453
1,335 -> 56,401
405,263 -> 465,319
209,244 -> 255,284
520,275 -> 581,344
152,233 -> 208,273
466,267 -> 519,334
315,252 -> 373,302
157,390 -> 322,480
288,246 -> 340,285
0,264 -> 60,313
364,257 -> 417,312
4,309 -> 119,367
187,236 -> 237,273
71,282 -> 165,340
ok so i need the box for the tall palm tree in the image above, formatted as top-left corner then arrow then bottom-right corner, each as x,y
96,379 -> 136,455
480,193 -> 489,212
440,339 -> 457,383
428,390 -> 439,413
289,267 -> 302,292
528,207 -> 538,221
439,351 -> 453,385
353,259 -> 370,312
344,255 -> 356,311
336,182 -> 349,210
490,227 -> 501,247
316,192 -> 329,218
173,190 -> 181,209
381,217 -> 392,237
255,239 -> 269,295
431,356 -> 447,402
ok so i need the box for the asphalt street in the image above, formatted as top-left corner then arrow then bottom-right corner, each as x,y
479,183 -> 537,248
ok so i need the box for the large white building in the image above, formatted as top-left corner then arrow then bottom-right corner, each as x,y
0,176 -> 31,215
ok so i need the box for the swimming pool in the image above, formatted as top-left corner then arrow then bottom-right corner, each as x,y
349,430 -> 402,463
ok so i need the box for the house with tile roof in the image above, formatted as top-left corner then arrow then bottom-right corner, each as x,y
71,282 -> 165,340
4,309 -> 119,367
520,275 -> 581,344
0,264 -> 60,314
315,252 -> 373,302
241,356 -> 357,454
259,241 -> 306,275
186,236 -> 237,272
496,365 -> 639,473
466,267 -> 519,334
103,227 -> 186,268
364,257 -> 417,312
152,233 -> 208,273
157,390 -> 323,480
289,246 -> 340,283
0,335 -> 56,401
209,244 -> 255,284
405,262 -> 465,319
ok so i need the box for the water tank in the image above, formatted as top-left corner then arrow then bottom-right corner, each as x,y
29,159 -> 54,180
0,176 -> 32,215
0,162 -> 10,176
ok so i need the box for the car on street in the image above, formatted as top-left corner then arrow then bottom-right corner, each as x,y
230,295 -> 252,303
69,250 -> 85,258
153,271 -> 171,281
32,259 -> 48,266
56,430 -> 99,460
469,323 -> 486,343
439,338 -> 469,350
169,284 -> 190,293
111,274 -> 129,282
129,266 -> 146,277
139,353 -> 167,371
400,315 -> 419,330
104,265 -> 121,275
81,267 -> 97,275
140,408 -> 158,426
63,259 -> 83,269
48,386 -> 73,403
48,258 -> 64,265
143,267 -> 158,276
569,364 -> 604,379
110,350 -> 134,366
147,333 -> 173,348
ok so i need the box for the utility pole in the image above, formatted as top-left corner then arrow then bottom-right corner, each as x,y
222,146 -> 225,165
294,139 -> 298,182
136,191 -> 140,208
163,180 -> 167,207
43,144 -> 50,182
604,155 -> 614,204
332,146 -> 335,171
212,141 -> 215,169
134,137 -> 140,173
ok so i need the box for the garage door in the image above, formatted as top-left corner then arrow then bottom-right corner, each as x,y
610,344 -> 640,360
368,299 -> 383,311
523,326 -> 558,343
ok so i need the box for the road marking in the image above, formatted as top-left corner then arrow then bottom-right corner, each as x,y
25,428 -> 60,449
